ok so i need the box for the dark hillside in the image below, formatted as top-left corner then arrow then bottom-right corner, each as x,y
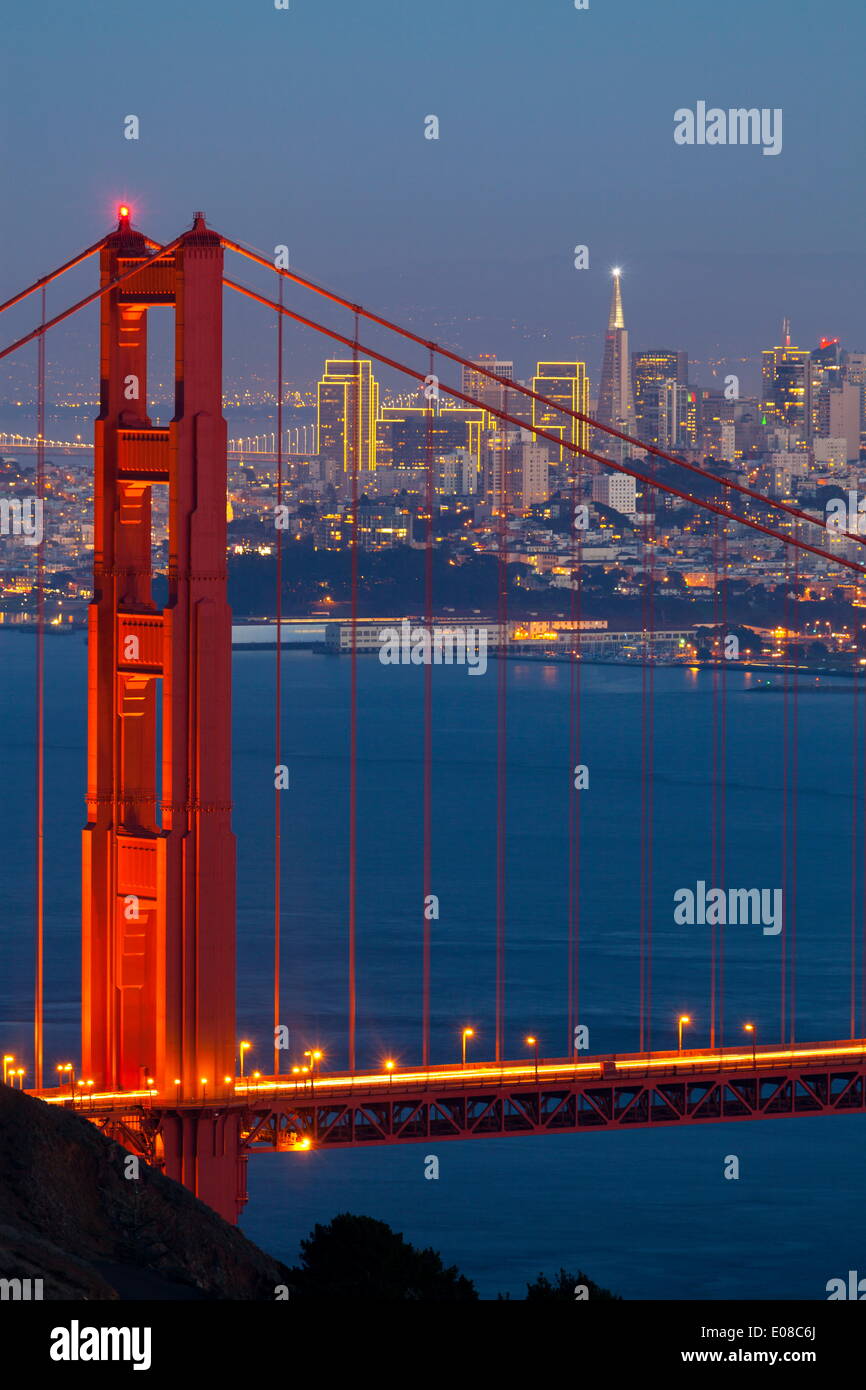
0,1084 -> 289,1299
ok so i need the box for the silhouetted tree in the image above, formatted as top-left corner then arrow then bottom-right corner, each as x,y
288,1214 -> 477,1300
524,1268 -> 621,1301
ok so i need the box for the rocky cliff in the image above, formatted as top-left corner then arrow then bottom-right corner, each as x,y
0,1083 -> 290,1299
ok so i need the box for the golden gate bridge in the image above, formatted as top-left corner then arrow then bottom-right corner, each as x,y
3,207 -> 866,1225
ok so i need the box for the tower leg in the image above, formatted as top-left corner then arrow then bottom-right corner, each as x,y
157,1112 -> 247,1225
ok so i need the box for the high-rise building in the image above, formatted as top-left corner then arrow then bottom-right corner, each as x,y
592,472 -> 637,515
761,339 -> 812,440
826,384 -> 862,460
462,356 -> 514,419
481,428 -> 551,513
531,361 -> 590,463
809,338 -> 844,438
843,351 -> 866,451
812,437 -> 849,472
317,359 -> 380,473
377,403 -> 485,468
632,349 -> 689,450
844,350 -> 866,388
681,388 -> 701,449
436,448 -> 478,496
699,393 -> 738,461
594,269 -> 636,461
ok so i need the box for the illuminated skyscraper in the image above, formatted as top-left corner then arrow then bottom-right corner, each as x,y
531,362 -> 590,462
632,349 -> 689,449
377,403 -> 483,469
594,269 -> 636,461
317,359 -> 380,473
462,356 -> 514,418
761,337 -> 811,440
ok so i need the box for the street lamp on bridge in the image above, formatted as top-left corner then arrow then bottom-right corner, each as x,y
744,1022 -> 757,1068
677,1015 -> 691,1054
56,1062 -> 75,1098
525,1035 -> 540,1083
303,1050 -> 323,1090
239,1041 -> 252,1077
461,1028 -> 475,1067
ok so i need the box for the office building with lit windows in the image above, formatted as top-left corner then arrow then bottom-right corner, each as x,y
531,361 -> 590,463
317,359 -> 380,474
632,349 -> 689,449
461,356 -> 514,418
761,343 -> 812,440
377,404 -> 485,470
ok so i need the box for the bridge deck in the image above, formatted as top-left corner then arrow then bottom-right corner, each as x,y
27,1038 -> 866,1152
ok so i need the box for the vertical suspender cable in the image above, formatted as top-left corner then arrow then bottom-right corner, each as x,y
640,483 -> 649,1052
780,542 -> 790,1042
347,312 -> 360,1071
711,511 -> 722,1045
789,542 -> 799,1042
646,477 -> 655,1051
422,353 -> 434,1064
495,391 -> 508,1062
719,497 -> 729,1047
856,664 -> 861,1045
34,285 -> 46,1090
862,658 -> 866,1036
568,433 -> 583,1050
273,277 -> 284,1076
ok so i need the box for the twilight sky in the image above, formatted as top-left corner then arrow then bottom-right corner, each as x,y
1,0 -> 864,397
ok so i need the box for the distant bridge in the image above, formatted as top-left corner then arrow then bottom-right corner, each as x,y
0,430 -> 316,460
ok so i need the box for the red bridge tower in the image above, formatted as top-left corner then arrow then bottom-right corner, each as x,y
81,210 -> 242,1218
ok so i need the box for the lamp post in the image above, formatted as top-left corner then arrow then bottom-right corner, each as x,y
744,1022 -> 756,1068
303,1050 -> 323,1091
385,1060 -> 395,1087
461,1028 -> 475,1067
239,1041 -> 252,1078
677,1015 -> 691,1054
525,1035 -> 539,1083
56,1062 -> 75,1099
2,1055 -> 13,1085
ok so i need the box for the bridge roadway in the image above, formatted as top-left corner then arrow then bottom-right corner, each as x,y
30,1037 -> 866,1154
